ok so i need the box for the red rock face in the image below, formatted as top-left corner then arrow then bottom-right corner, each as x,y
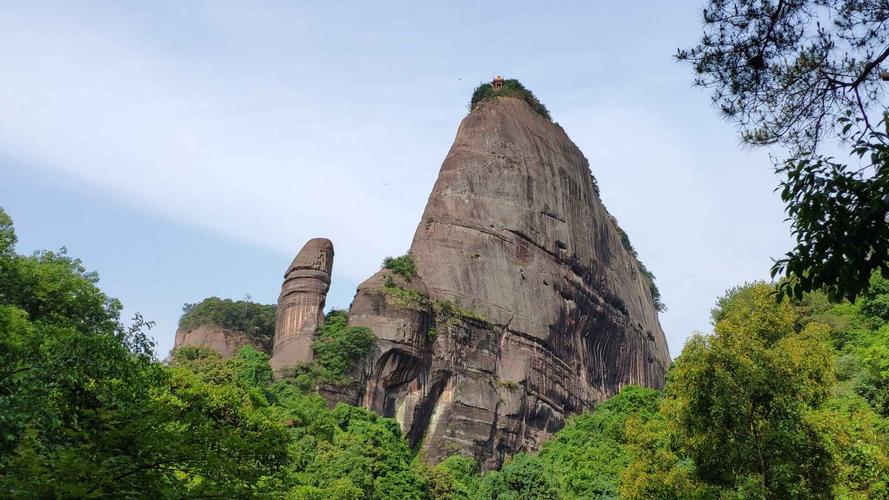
270,238 -> 334,376
173,325 -> 262,358
344,97 -> 670,469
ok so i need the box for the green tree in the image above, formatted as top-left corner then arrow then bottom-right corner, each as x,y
539,386 -> 661,498
479,453 -> 557,499
0,208 -> 289,497
416,455 -> 481,499
670,284 -> 835,496
620,414 -> 715,499
679,0 -> 889,301
624,282 -> 889,498
289,404 -> 425,498
153,365 -> 289,497
819,272 -> 889,416
0,208 -> 169,497
382,253 -> 418,281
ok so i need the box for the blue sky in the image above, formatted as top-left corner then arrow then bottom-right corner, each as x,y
0,1 -> 791,358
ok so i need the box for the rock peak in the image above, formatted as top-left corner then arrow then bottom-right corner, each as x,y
469,77 -> 551,119
335,91 -> 669,468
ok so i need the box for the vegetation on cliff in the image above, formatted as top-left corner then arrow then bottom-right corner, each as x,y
179,296 -> 276,351
470,78 -> 550,119
379,271 -> 491,333
278,309 -> 376,389
311,309 -> 374,380
383,253 -> 418,281
615,218 -> 665,312
2,205 -> 888,497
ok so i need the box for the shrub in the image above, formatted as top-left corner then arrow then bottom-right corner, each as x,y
539,386 -> 661,498
379,281 -> 428,311
480,453 -> 558,499
382,253 -> 417,281
312,310 -> 374,380
432,298 -> 489,326
469,79 -> 550,119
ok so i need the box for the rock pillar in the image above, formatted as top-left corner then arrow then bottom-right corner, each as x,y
270,238 -> 334,376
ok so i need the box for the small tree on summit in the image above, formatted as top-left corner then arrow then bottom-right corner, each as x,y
470,77 -> 551,119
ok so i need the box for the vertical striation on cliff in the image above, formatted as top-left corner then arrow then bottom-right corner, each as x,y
269,238 -> 334,376
344,93 -> 670,468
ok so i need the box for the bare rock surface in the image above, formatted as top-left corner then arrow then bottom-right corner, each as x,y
343,96 -> 670,468
270,238 -> 334,376
173,325 -> 263,358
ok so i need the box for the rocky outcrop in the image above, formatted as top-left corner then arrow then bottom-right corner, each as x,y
340,95 -> 670,468
173,324 -> 264,358
270,238 -> 334,376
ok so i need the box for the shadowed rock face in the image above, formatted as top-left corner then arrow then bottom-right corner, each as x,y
343,96 -> 670,469
270,238 -> 334,376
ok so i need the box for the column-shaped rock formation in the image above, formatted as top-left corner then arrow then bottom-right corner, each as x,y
270,238 -> 334,376
342,95 -> 671,469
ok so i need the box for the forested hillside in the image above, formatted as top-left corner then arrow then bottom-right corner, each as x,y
2,202 -> 888,498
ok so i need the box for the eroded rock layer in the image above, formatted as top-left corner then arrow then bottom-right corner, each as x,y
344,96 -> 670,468
270,238 -> 334,376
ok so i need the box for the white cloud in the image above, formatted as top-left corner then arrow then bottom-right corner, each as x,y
0,4 -> 454,290
0,1 -> 796,358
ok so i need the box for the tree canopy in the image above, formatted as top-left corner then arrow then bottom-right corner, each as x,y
623,282 -> 889,498
678,0 -> 889,151
680,0 -> 889,302
3,203 -> 889,496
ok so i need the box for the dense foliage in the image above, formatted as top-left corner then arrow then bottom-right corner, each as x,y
279,309 -> 376,391
680,0 -> 889,301
311,309 -> 374,380
772,121 -> 889,301
168,346 -> 425,498
470,78 -> 550,119
4,199 -> 889,498
382,253 -> 418,281
179,296 -> 276,351
0,209 -> 287,497
622,282 -> 889,498
539,387 -> 662,498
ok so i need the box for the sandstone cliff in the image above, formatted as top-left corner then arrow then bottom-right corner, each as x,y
339,95 -> 670,468
270,238 -> 334,376
172,297 -> 276,358
173,324 -> 266,358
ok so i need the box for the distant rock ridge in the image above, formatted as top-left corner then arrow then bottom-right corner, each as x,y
173,324 -> 266,358
171,296 -> 276,359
